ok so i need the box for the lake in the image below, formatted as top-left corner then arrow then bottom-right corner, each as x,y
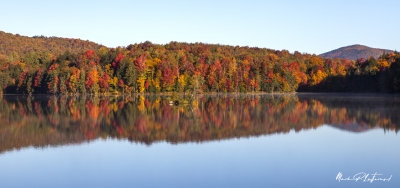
0,93 -> 399,188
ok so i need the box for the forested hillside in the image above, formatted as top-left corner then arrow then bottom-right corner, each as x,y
0,31 -> 102,60
0,31 -> 399,94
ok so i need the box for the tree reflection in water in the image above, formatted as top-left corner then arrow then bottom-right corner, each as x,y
0,94 -> 399,153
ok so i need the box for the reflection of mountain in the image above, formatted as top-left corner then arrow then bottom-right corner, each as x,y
0,130 -> 89,153
0,94 -> 399,153
327,123 -> 375,133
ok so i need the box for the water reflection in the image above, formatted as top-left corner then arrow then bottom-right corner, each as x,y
0,94 -> 399,153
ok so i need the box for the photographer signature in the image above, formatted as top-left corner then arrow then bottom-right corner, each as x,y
336,172 -> 392,183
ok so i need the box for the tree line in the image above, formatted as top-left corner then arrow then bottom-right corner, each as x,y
0,41 -> 399,94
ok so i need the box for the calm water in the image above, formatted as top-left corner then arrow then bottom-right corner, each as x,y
0,93 -> 399,188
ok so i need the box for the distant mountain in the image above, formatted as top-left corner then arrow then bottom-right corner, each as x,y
319,44 -> 394,60
0,31 -> 103,59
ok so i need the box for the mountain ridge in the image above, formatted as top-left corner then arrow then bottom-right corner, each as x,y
1,31 -> 395,62
319,44 -> 394,60
0,30 -> 103,59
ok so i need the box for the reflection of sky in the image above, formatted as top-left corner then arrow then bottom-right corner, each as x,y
0,125 -> 399,188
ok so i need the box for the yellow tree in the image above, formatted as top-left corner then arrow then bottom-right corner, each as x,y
85,67 -> 100,94
178,74 -> 186,92
137,76 -> 146,93
309,55 -> 324,68
310,70 -> 327,86
378,59 -> 390,70
68,68 -> 80,93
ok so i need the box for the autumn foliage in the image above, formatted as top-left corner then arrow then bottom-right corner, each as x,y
0,94 -> 399,152
0,37 -> 400,94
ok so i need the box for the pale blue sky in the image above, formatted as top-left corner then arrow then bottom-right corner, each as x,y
0,0 -> 399,54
